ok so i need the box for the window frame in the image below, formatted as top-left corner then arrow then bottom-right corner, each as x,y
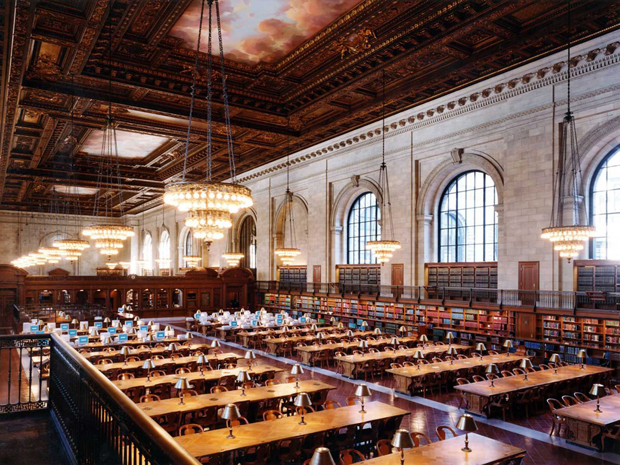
438,170 -> 498,263
143,232 -> 153,271
589,145 -> 620,260
346,192 -> 381,265
159,229 -> 170,263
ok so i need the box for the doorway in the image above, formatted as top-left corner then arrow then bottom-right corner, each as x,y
518,261 -> 539,306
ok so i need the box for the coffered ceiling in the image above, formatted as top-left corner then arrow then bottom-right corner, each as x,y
0,0 -> 619,216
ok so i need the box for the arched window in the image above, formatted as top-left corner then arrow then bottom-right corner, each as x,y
591,147 -> 620,259
143,233 -> 153,272
439,170 -> 498,262
347,192 -> 381,264
239,216 -> 257,270
159,230 -> 170,264
184,230 -> 193,256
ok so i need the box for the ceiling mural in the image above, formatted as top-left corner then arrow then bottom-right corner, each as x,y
170,0 -> 363,63
1,0 -> 619,215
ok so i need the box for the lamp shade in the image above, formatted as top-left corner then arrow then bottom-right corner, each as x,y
236,371 -> 252,383
309,447 -> 336,465
390,337 -> 399,345
245,350 -> 256,360
317,332 -> 325,339
345,330 -> 354,337
71,319 -> 79,325
549,354 -> 562,364
589,383 -> 605,397
355,383 -> 371,398
174,377 -> 191,391
412,349 -> 424,360
373,328 -> 382,335
446,332 -> 455,341
520,358 -> 533,370
503,340 -> 513,349
142,359 -> 155,370
164,325 -> 172,331
447,346 -> 458,356
337,323 -> 344,329
119,346 -> 131,356
475,343 -> 486,352
577,349 -> 588,359
211,340 -> 221,348
148,320 -> 154,326
294,392 -> 312,408
311,324 -> 318,331
167,343 -> 179,351
291,364 -> 304,376
101,336 -> 111,345
90,327 -> 99,336
104,317 -> 111,323
391,429 -> 414,449
186,332 -> 194,340
358,340 -> 368,348
399,326 -> 407,333
221,403 -> 241,421
486,363 -> 499,375
419,334 -> 428,343
361,321 -> 368,328
196,355 -> 208,365
456,413 -> 478,432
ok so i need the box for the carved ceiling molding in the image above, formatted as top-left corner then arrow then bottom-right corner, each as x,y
237,39 -> 620,183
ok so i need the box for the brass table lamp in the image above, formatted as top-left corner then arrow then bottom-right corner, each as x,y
174,377 -> 191,405
221,403 -> 241,439
355,383 -> 371,413
503,339 -> 513,356
142,359 -> 155,382
291,363 -> 304,389
294,392 -> 313,425
486,363 -> 499,387
456,413 -> 478,452
391,429 -> 414,465
236,371 -> 252,396
520,358 -> 533,380
589,383 -> 605,413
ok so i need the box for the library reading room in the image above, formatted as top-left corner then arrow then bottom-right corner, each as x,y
2,0 -> 620,464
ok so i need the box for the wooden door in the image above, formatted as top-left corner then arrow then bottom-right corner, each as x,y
391,264 -> 404,286
519,261 -> 539,305
516,312 -> 537,339
0,290 -> 16,331
313,265 -> 321,283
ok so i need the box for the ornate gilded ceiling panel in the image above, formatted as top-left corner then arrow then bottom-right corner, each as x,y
0,0 -> 619,215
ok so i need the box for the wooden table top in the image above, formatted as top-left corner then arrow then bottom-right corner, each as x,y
112,365 -> 283,391
175,401 -> 409,458
296,336 -> 418,353
555,393 -> 620,427
77,337 -> 184,349
334,344 -> 470,364
97,353 -> 242,373
139,381 -> 335,417
455,365 -> 612,397
267,330 -> 376,345
386,354 -> 526,378
363,434 -> 525,465
85,344 -> 210,359
238,326 -> 337,337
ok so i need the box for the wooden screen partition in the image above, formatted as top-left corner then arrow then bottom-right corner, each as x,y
2,265 -> 255,318
574,260 -> 620,292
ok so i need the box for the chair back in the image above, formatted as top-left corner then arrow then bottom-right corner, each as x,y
436,425 -> 456,441
179,424 -> 203,436
339,449 -> 366,464
411,432 -> 432,447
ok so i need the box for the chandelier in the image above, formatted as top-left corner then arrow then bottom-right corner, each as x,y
222,252 -> 244,267
541,1 -> 594,261
82,5 -> 133,256
163,0 -> 252,240
367,71 -> 400,264
183,255 -> 202,267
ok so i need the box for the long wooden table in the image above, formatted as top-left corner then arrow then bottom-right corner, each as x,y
238,326 -> 338,347
334,344 -> 470,379
296,337 -> 418,365
84,344 -> 210,361
139,380 -> 335,422
363,433 -> 526,464
264,331 -> 382,355
387,354 -> 525,394
555,393 -> 620,450
455,364 -> 612,418
75,337 -> 186,350
113,365 -> 283,393
97,353 -> 243,377
175,401 -> 409,459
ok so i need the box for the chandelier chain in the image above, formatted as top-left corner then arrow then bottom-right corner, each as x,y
206,0 -> 213,181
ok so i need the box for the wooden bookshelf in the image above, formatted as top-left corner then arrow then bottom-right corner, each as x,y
425,262 -> 498,289
336,264 -> 380,286
278,266 -> 307,284
573,260 -> 620,292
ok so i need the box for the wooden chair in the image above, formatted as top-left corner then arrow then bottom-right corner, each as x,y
265,379 -> 279,386
456,354 -> 469,360
263,410 -> 283,421
436,425 -> 457,441
96,359 -> 113,365
472,375 -> 486,383
243,443 -> 272,465
175,367 -> 192,374
547,398 -> 567,437
181,389 -> 198,398
456,378 -> 470,385
355,359 -> 375,381
211,385 -> 228,393
191,351 -> 204,356
501,370 -> 514,377
489,394 -> 511,421
390,363 -> 403,369
152,355 -> 165,360
117,372 -> 135,380
539,364 -> 550,370
178,424 -> 203,436
431,357 -> 443,363
574,392 -> 590,403
126,356 -> 141,362
486,373 -> 500,381
275,437 -> 302,464
225,416 -> 248,429
402,361 -> 415,367
139,394 -> 161,403
561,395 -> 579,406
411,432 -> 432,447
150,370 -> 166,378
375,439 -> 392,456
345,396 -> 360,406
488,350 -> 499,355
513,368 -> 526,375
323,400 -> 342,410
339,448 -> 366,464
615,384 -> 620,395
602,425 -> 620,452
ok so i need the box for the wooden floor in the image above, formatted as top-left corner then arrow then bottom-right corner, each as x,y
0,410 -> 69,465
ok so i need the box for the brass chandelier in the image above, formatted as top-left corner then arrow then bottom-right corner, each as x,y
82,4 -> 134,255
164,0 -> 252,239
274,122 -> 301,265
541,0 -> 595,261
367,71 -> 400,264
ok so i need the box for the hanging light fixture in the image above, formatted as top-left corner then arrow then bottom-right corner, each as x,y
82,4 -> 134,255
54,75 -> 90,257
367,71 -> 400,264
183,255 -> 202,268
541,0 -> 595,261
274,120 -> 301,265
164,0 -> 252,239
222,252 -> 244,268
